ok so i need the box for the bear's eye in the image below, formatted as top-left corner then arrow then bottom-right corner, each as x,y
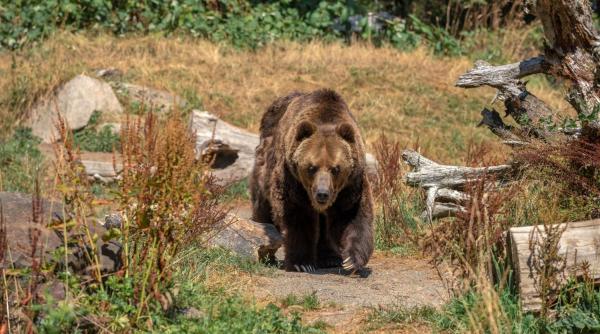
331,166 -> 340,175
308,165 -> 318,175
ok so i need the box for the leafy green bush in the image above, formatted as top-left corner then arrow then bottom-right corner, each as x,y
0,0 -> 454,53
0,127 -> 44,192
72,111 -> 120,152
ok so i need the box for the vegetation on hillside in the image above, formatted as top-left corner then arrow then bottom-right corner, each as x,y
1,0 -> 546,55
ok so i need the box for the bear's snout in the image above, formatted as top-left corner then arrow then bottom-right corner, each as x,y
315,189 -> 329,204
312,171 -> 333,209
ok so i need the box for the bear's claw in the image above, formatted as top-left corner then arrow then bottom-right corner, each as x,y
342,257 -> 355,271
293,264 -> 316,273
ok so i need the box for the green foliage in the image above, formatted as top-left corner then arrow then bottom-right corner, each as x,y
159,247 -> 321,333
36,301 -> 79,334
437,280 -> 600,333
221,178 -> 250,202
30,246 -> 311,332
0,0 -> 339,50
410,14 -> 462,56
366,305 -> 439,331
281,292 -> 321,311
1,0 -> 464,54
72,111 -> 120,152
0,127 -> 44,192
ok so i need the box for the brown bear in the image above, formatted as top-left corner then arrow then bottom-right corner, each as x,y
250,89 -> 374,273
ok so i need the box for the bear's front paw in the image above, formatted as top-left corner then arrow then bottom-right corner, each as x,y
285,263 -> 317,273
341,249 -> 369,272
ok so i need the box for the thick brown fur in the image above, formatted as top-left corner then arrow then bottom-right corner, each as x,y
250,89 -> 374,272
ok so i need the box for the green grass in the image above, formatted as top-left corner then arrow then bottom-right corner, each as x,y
434,280 -> 600,333
280,292 -> 321,311
72,111 -> 120,152
0,127 -> 44,192
365,304 -> 439,331
161,248 -> 321,333
35,248 -> 320,333
221,178 -> 251,203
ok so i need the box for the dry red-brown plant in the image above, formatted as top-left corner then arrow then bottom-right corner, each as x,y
118,112 -> 226,319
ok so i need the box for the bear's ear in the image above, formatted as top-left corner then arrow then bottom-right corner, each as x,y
295,121 -> 316,142
336,123 -> 355,143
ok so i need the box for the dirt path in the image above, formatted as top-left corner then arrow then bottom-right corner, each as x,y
251,253 -> 447,331
253,253 -> 447,309
232,204 -> 449,332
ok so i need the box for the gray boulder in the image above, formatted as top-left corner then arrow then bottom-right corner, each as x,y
0,192 -> 122,276
0,192 -> 64,268
27,74 -> 123,143
208,213 -> 283,262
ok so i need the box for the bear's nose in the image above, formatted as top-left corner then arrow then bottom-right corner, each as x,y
316,190 -> 329,203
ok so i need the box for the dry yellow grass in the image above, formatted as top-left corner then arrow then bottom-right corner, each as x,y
0,31 -> 570,164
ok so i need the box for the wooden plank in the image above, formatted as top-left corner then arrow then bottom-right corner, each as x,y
509,219 -> 600,312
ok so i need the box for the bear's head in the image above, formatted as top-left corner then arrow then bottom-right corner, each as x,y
291,121 -> 356,212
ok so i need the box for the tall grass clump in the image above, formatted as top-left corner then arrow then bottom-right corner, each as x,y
515,139 -> 600,221
424,144 -> 515,288
118,112 -> 226,320
434,139 -> 600,333
53,114 -> 105,285
372,135 -> 422,250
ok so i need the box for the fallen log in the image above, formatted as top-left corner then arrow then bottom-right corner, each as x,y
509,219 -> 600,312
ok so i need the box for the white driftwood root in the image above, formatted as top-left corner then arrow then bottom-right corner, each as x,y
456,57 -> 548,90
190,110 -> 377,185
402,149 -> 512,221
509,219 -> 600,312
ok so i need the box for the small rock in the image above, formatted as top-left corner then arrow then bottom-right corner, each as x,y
27,74 -> 123,143
208,214 -> 283,262
181,307 -> 205,319
104,213 -> 123,229
114,82 -> 187,113
79,151 -> 123,184
95,68 -> 123,79
35,280 -> 67,304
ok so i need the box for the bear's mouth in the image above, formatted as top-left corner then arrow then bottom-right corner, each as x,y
311,194 -> 335,212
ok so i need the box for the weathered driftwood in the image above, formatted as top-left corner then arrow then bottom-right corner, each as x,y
81,158 -> 122,183
457,60 -> 556,140
403,150 -> 512,188
457,0 -> 600,141
402,149 -> 512,221
535,0 -> 600,126
190,110 -> 378,186
456,57 -> 549,90
509,219 -> 600,312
